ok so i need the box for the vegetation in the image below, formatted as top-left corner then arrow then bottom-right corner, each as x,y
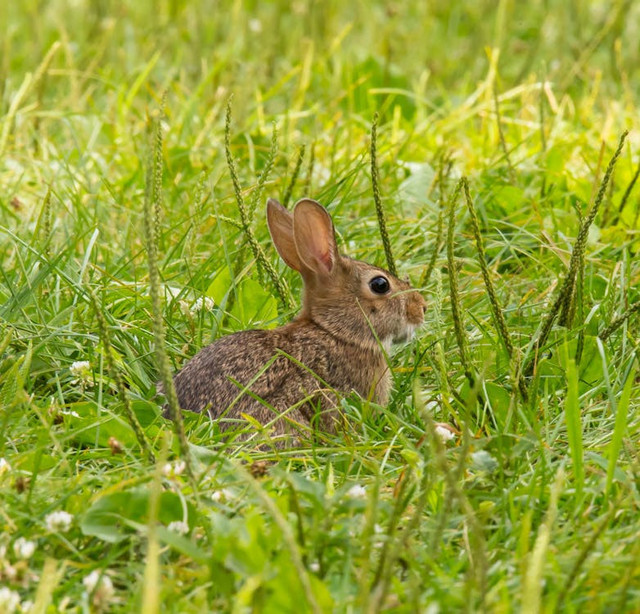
1,0 -> 640,611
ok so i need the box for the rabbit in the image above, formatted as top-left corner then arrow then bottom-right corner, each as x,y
167,197 -> 426,444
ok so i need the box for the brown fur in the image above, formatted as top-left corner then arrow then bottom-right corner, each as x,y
168,198 -> 426,444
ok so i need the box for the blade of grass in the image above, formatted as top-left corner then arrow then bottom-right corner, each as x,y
562,343 -> 583,502
605,364 -> 636,499
31,558 -> 64,614
521,468 -> 565,614
140,442 -> 167,614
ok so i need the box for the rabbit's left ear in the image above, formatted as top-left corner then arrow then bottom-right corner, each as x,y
267,198 -> 305,272
292,199 -> 338,276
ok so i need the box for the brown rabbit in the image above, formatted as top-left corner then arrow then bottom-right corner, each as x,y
169,198 -> 426,444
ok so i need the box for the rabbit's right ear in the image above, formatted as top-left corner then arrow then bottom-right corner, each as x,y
267,198 -> 304,272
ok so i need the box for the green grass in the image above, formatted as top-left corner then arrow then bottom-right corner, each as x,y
2,0 -> 640,611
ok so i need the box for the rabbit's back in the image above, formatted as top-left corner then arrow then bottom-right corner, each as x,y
171,320 -> 389,436
174,329 -> 277,415
172,324 -> 331,434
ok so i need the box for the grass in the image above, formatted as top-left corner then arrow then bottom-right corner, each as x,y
1,0 -> 640,611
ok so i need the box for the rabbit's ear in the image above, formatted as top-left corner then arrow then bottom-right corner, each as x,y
267,198 -> 305,272
292,199 -> 338,276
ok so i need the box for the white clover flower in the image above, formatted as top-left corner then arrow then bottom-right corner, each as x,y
248,18 -> 262,32
70,361 -> 90,377
167,521 -> 189,535
162,460 -> 186,479
13,537 -> 36,560
346,484 -> 367,499
191,296 -> 214,314
0,457 -> 10,476
45,510 -> 74,533
83,570 -> 115,607
435,425 -> 456,443
83,569 -> 107,591
69,361 -> 93,388
21,600 -> 34,613
309,561 -> 320,573
0,587 -> 20,613
83,570 -> 100,592
211,488 -> 234,503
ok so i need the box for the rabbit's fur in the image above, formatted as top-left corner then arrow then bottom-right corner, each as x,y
169,198 -> 426,442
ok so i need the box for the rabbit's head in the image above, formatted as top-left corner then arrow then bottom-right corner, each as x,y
267,198 -> 426,352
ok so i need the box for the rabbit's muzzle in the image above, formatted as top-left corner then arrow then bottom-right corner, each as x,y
406,292 -> 427,326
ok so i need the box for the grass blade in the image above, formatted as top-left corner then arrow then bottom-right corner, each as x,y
605,365 -> 636,499
563,344 -> 583,501
521,468 -> 565,614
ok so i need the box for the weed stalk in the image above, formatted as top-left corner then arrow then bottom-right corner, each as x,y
446,178 -> 474,386
370,112 -> 397,276
599,300 -> 640,340
559,131 -> 627,328
36,187 -> 53,259
249,121 -> 278,221
463,178 -> 514,357
283,144 -> 306,207
525,131 -> 628,379
305,140 -> 316,194
144,108 -> 192,476
462,178 -> 528,400
224,100 -> 294,310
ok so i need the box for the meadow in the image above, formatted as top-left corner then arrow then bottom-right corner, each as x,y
1,0 -> 640,611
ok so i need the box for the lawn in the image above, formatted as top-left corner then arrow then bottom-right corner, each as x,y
1,0 -> 640,611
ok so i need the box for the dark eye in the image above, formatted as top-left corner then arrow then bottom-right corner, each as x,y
369,276 -> 390,294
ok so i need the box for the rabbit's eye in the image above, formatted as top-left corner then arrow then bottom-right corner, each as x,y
369,276 -> 390,294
